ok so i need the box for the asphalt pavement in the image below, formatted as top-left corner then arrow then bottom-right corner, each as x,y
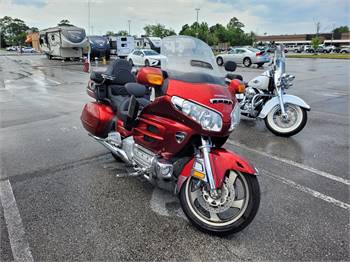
0,55 -> 349,261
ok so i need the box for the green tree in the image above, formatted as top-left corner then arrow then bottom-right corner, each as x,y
143,23 -> 176,38
116,30 -> 128,36
105,31 -> 115,36
58,19 -> 73,26
0,16 -> 29,45
311,37 -> 321,50
333,26 -> 349,34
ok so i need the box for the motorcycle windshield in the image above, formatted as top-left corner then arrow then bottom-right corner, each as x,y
161,36 -> 223,84
274,46 -> 286,85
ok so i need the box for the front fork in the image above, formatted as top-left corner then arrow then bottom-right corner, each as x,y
277,88 -> 288,119
199,137 -> 217,194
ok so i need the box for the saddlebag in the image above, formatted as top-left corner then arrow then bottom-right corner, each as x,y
81,102 -> 114,138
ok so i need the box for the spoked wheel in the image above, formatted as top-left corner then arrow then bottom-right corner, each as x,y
264,103 -> 307,137
180,171 -> 260,235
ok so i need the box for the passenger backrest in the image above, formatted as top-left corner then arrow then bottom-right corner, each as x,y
103,59 -> 136,85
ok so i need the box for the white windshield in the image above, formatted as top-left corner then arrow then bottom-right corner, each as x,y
274,45 -> 286,85
161,36 -> 221,77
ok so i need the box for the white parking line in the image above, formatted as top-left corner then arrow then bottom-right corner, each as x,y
0,180 -> 34,262
263,170 -> 350,210
228,140 -> 350,186
46,78 -> 61,85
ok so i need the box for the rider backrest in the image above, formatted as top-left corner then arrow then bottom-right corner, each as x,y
103,59 -> 136,85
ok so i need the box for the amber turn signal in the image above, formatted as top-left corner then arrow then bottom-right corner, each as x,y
192,170 -> 206,180
228,79 -> 246,94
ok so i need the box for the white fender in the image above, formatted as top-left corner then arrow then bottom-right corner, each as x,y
258,95 -> 311,118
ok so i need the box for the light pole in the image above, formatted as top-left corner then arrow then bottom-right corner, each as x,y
195,8 -> 200,37
128,20 -> 131,36
88,0 -> 91,35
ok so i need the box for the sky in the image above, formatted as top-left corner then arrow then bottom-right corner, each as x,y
1,0 -> 349,36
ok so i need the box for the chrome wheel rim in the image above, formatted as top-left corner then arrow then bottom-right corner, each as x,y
185,171 -> 249,227
268,104 -> 303,133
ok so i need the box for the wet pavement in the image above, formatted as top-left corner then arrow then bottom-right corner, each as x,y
0,55 -> 349,261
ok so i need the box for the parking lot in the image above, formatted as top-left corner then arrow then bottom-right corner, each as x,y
0,54 -> 349,261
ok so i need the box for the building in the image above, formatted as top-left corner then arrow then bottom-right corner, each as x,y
255,33 -> 350,47
25,32 -> 40,51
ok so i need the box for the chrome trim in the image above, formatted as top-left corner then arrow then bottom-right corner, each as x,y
89,134 -> 130,163
200,137 -> 216,191
210,98 -> 233,105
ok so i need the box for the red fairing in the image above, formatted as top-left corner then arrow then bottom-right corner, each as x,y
166,79 -> 234,123
80,102 -> 114,138
177,148 -> 256,191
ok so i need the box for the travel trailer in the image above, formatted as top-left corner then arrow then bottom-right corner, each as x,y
39,26 -> 88,59
135,36 -> 161,53
107,36 -> 134,58
85,35 -> 110,60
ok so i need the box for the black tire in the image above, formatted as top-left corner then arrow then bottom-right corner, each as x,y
216,57 -> 224,66
340,50 -> 347,54
106,55 -> 110,61
145,59 -> 150,67
129,59 -> 133,66
179,173 -> 260,236
243,57 -> 252,67
257,63 -> 264,67
264,105 -> 308,137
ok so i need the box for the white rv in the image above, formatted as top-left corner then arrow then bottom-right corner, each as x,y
39,26 -> 88,59
135,37 -> 161,53
107,36 -> 134,58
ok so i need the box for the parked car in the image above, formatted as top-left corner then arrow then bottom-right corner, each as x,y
6,46 -> 18,51
21,47 -> 36,53
127,49 -> 166,67
340,46 -> 350,53
216,47 -> 270,67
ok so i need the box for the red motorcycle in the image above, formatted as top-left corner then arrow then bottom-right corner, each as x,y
81,36 -> 260,235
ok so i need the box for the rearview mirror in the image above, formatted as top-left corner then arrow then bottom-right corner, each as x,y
224,61 -> 237,72
137,67 -> 164,87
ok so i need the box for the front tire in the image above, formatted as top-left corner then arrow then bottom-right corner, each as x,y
243,57 -> 252,67
145,59 -> 150,67
264,104 -> 308,137
180,171 -> 260,236
216,57 -> 224,66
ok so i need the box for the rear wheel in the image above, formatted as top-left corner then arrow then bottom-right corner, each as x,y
264,103 -> 308,137
128,59 -> 133,66
257,63 -> 264,67
180,171 -> 260,236
243,57 -> 252,67
216,57 -> 224,66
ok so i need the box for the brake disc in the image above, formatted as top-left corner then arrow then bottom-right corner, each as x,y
198,176 -> 236,213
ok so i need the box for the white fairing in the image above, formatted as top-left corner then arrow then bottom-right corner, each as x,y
247,71 -> 270,89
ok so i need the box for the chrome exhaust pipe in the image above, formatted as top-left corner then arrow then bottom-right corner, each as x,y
88,134 -> 130,163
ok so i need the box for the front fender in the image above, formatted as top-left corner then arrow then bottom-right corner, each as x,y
176,148 -> 257,193
258,95 -> 311,118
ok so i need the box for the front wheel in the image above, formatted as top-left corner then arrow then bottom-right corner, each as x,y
264,103 -> 308,137
180,171 -> 260,236
243,57 -> 252,67
216,57 -> 224,66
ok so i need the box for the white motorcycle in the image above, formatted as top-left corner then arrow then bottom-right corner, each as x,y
235,46 -> 310,137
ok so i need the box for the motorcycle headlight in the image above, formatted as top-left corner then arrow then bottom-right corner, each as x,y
229,103 -> 240,131
171,96 -> 222,132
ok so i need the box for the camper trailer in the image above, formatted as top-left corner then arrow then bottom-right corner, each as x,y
135,37 -> 161,53
85,35 -> 110,60
107,36 -> 134,58
39,26 -> 88,59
